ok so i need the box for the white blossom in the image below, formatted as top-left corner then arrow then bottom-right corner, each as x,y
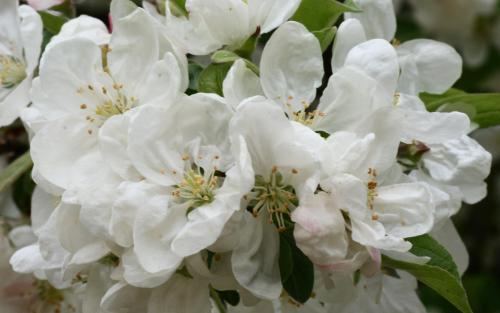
0,0 -> 42,127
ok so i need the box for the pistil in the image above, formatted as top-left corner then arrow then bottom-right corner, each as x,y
172,167 -> 219,210
249,167 -> 297,231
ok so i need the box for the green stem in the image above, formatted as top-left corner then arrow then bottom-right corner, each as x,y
0,151 -> 32,193
210,286 -> 226,313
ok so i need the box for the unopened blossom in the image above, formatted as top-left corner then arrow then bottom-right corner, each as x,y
0,0 -> 42,127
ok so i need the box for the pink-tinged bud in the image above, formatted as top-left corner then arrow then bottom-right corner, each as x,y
27,0 -> 65,11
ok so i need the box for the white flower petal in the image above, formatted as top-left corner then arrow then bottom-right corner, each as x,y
122,249 -> 173,288
431,219 -> 469,275
8,225 -> 36,248
248,0 -> 301,33
0,0 -> 22,57
351,219 -> 411,252
331,18 -> 367,73
172,204 -> 231,257
30,115 -> 101,190
186,0 -> 250,48
129,94 -> 233,185
316,66 -> 391,136
232,213 -> 281,300
133,196 -> 184,273
37,38 -> 104,119
223,59 -> 263,110
55,201 -> 102,254
137,52 -> 182,106
128,105 -> 183,186
344,39 -> 399,98
423,135 -> 492,204
69,241 -> 110,266
0,77 -> 31,127
345,0 -> 396,40
260,21 -> 324,113
147,274 -> 211,313
397,39 -> 462,95
101,282 -> 150,313
9,244 -> 46,273
77,169 -> 121,239
374,182 -> 434,238
18,5 -> 42,73
292,192 -> 348,266
48,15 -> 110,49
230,96 -> 294,176
30,186 -> 58,233
110,181 -> 161,248
398,110 -> 470,144
108,8 -> 159,93
164,8 -> 220,55
26,0 -> 64,10
98,113 -> 141,181
110,0 -> 138,20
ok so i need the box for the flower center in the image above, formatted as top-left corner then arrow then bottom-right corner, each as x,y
78,82 -> 138,131
172,167 -> 219,210
292,109 -> 325,126
0,55 -> 26,89
78,45 -> 138,127
94,86 -> 137,118
248,167 -> 297,231
283,97 -> 325,126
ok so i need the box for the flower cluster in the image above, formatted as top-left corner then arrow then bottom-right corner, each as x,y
0,0 -> 493,312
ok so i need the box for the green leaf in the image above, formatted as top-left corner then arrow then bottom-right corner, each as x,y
420,89 -> 500,128
169,0 -> 188,17
39,11 -> 68,35
292,0 -> 360,32
187,61 -> 204,94
233,33 -> 259,59
0,152 -> 33,194
50,0 -> 76,18
211,50 -> 260,75
419,88 -> 467,111
279,232 -> 294,282
383,235 -> 473,313
408,235 -> 460,279
198,63 -> 232,96
313,26 -> 337,52
279,230 -> 314,304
